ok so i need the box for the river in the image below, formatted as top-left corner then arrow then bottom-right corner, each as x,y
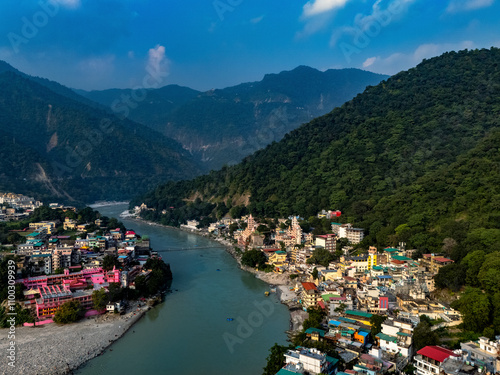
75,204 -> 289,375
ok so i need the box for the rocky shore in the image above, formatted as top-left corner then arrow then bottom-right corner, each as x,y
0,302 -> 149,375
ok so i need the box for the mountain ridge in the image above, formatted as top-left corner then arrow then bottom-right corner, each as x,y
0,69 -> 201,204
133,47 -> 500,259
78,65 -> 389,170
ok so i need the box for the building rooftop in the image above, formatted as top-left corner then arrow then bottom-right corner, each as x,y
417,346 -> 457,363
392,255 -> 412,261
384,248 -> 399,252
376,332 -> 398,343
345,310 -> 373,319
301,282 -> 318,291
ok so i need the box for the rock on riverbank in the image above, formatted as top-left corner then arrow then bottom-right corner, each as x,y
0,302 -> 149,375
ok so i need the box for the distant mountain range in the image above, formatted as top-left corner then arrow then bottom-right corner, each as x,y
134,48 -> 500,260
77,66 -> 388,171
0,64 -> 200,204
0,60 -> 387,203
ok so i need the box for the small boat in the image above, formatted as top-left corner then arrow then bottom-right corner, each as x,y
216,269 -> 221,271
226,318 -> 234,321
264,291 -> 270,296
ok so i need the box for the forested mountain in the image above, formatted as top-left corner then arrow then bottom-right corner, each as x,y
134,48 -> 500,260
0,70 -> 200,204
75,84 -> 201,125
79,67 -> 388,170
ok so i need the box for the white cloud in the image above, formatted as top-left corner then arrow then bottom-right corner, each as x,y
330,0 -> 416,47
147,44 -> 170,74
250,15 -> 265,24
360,41 -> 476,74
362,56 -> 377,68
302,0 -> 350,17
296,12 -> 334,39
446,0 -> 494,13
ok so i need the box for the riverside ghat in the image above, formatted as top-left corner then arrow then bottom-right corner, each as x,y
75,203 -> 290,375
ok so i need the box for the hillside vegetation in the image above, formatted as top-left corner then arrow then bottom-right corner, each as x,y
0,70 -> 200,204
80,66 -> 388,170
134,48 -> 500,260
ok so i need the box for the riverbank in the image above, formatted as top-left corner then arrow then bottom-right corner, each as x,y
125,213 -> 307,334
0,301 -> 149,375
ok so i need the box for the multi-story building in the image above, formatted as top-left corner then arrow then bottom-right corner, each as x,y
29,254 -> 52,275
18,267 -> 104,289
368,247 -> 378,268
283,347 -> 339,375
268,251 -> 287,268
414,346 -> 458,375
52,247 -> 74,270
375,317 -> 414,358
29,221 -> 57,234
460,336 -> 500,374
338,224 -> 364,244
301,282 -> 320,310
35,285 -> 94,318
420,254 -> 454,274
315,234 -> 336,252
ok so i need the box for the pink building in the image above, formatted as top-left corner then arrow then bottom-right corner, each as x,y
17,267 -> 104,289
34,285 -> 93,318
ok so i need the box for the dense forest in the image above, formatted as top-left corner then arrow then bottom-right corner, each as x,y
134,48 -> 500,260
0,68 -> 201,204
79,66 -> 388,170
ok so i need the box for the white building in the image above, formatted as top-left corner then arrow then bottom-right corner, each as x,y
284,347 -> 338,375
414,346 -> 458,375
182,220 -> 200,231
376,317 -> 414,358
338,224 -> 364,244
460,336 -> 500,374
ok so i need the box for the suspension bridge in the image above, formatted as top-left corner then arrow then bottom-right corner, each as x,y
155,246 -> 224,252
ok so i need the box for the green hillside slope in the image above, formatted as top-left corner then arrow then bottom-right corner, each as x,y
134,48 -> 500,258
0,71 -> 200,204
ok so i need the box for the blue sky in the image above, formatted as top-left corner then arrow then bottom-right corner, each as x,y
0,0 -> 499,91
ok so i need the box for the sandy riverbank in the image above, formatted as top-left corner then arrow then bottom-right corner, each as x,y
0,302 -> 149,375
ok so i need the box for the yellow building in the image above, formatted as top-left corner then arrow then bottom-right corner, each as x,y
268,251 -> 287,266
29,221 -> 57,234
301,282 -> 320,309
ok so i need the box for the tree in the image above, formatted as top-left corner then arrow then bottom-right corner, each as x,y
369,314 -> 386,337
311,267 -> 319,280
451,287 -> 491,333
434,263 -> 466,291
92,289 -> 109,311
334,303 -> 346,313
108,282 -> 123,302
53,300 -> 83,324
461,250 -> 486,287
303,307 -> 326,331
478,252 -> 500,294
262,343 -> 289,375
134,275 -> 147,296
241,249 -> 268,269
483,326 -> 495,340
336,238 -> 349,253
413,317 -> 438,351
491,292 -> 500,334
102,254 -> 119,271
307,248 -> 334,267
6,232 -> 22,245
